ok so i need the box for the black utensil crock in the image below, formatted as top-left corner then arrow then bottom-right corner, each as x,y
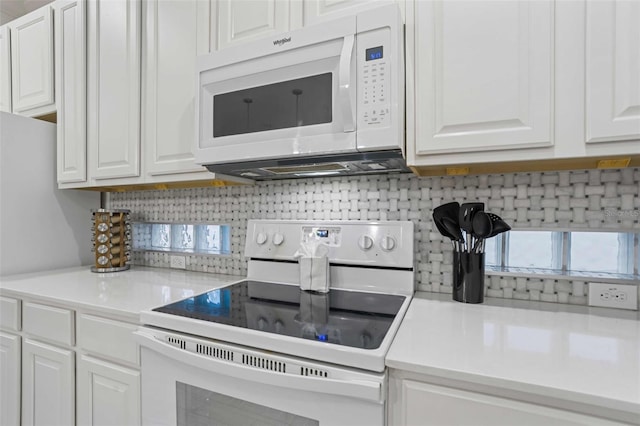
452,251 -> 485,304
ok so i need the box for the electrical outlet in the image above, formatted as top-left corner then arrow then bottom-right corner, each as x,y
588,282 -> 638,310
170,255 -> 186,269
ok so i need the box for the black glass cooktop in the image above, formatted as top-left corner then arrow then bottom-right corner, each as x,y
153,280 -> 406,350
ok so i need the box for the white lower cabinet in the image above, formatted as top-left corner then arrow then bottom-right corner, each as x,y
0,332 -> 20,426
77,355 -> 141,426
389,375 -> 628,426
2,295 -> 142,426
22,338 -> 74,426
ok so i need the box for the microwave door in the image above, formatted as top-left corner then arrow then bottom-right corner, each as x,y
196,19 -> 357,165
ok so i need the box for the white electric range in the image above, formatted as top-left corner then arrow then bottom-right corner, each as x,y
136,220 -> 414,426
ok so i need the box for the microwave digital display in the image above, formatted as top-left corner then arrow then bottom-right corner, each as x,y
365,46 -> 383,61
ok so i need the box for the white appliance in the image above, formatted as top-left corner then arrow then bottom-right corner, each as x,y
0,112 -> 98,277
194,4 -> 406,180
137,220 -> 414,425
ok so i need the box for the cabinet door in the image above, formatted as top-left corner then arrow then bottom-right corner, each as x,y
7,6 -> 55,117
143,0 -> 211,177
217,0 -> 301,49
87,0 -> 141,180
303,0 -> 394,26
0,332 -> 20,426
77,354 -> 141,426
54,0 -> 87,184
585,0 -> 640,145
397,380 -> 624,426
0,25 -> 11,113
22,338 -> 74,426
412,0 -> 553,157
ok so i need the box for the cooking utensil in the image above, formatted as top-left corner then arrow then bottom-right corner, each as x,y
442,217 -> 465,251
486,213 -> 511,238
471,211 -> 493,252
459,202 -> 484,252
432,202 -> 461,245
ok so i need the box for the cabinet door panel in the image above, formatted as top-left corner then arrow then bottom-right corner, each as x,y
0,332 -> 20,426
143,0 -> 210,176
586,0 -> 640,145
303,0 -> 389,25
22,339 -> 74,426
0,25 -> 11,113
8,6 -> 55,116
54,0 -> 87,183
414,0 -> 553,155
87,0 -> 141,180
77,355 -> 140,426
400,380 -> 622,426
218,0 -> 293,49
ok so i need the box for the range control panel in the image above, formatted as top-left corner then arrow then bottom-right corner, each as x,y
245,220 -> 413,269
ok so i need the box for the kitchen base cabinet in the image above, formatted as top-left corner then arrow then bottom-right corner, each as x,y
0,332 -> 20,426
22,338 -> 74,426
388,373 -> 629,426
77,355 -> 141,426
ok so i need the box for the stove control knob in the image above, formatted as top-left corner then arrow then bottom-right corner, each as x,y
358,235 -> 374,251
256,232 -> 268,245
273,233 -> 284,246
380,235 -> 396,251
257,317 -> 268,330
274,320 -> 284,333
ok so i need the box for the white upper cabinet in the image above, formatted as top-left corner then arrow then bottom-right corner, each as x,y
54,0 -> 87,184
217,0 -> 302,49
7,5 -> 55,117
411,0 -> 553,159
87,0 -> 141,180
303,0 -> 400,25
585,0 -> 640,145
143,0 -> 212,177
0,26 -> 11,113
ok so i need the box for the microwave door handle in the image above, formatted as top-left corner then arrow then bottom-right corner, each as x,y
339,34 -> 355,132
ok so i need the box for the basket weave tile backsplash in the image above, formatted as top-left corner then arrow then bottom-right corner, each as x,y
110,168 -> 640,306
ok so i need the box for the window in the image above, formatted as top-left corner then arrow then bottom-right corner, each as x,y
486,230 -> 638,279
133,222 -> 231,256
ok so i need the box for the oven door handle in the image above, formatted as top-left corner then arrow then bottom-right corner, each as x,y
339,34 -> 355,133
135,330 -> 382,402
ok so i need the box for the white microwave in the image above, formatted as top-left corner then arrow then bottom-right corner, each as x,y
195,4 -> 406,180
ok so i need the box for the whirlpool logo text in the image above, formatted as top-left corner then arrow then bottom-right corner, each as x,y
273,36 -> 291,46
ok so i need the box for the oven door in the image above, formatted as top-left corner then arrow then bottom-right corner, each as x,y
195,16 -> 357,165
136,327 -> 385,426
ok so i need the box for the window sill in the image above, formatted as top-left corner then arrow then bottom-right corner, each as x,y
485,266 -> 639,284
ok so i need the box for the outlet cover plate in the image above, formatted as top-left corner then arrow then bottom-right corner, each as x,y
588,282 -> 638,310
170,255 -> 186,269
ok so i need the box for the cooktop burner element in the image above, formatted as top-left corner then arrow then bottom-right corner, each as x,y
153,280 -> 406,349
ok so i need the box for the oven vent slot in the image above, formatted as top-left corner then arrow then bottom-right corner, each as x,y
166,336 -> 186,350
300,367 -> 328,378
241,354 -> 286,373
196,343 -> 233,361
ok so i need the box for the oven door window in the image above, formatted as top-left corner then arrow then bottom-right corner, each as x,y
177,382 -> 319,426
213,73 -> 332,138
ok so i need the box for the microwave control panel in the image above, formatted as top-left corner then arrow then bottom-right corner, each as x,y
358,28 -> 391,128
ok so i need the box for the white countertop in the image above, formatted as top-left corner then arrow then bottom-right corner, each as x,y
386,293 -> 640,419
0,266 -> 244,322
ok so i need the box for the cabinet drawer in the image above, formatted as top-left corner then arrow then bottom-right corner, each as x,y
0,296 -> 21,331
23,302 -> 74,346
77,314 -> 139,366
